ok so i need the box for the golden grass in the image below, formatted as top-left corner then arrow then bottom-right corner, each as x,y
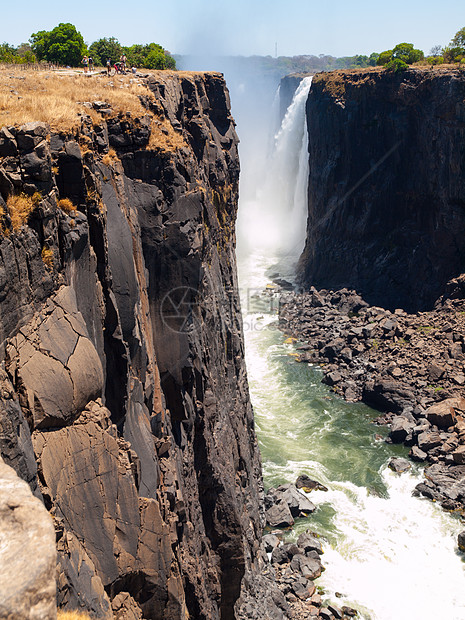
58,197 -> 75,213
148,117 -> 187,152
6,193 -> 37,230
41,246 -> 53,267
0,66 -> 149,131
57,612 -> 92,620
101,148 -> 119,166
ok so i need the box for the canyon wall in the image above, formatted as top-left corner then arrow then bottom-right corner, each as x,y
297,67 -> 465,312
0,72 -> 274,619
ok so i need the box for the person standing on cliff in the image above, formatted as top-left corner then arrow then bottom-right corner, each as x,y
82,55 -> 89,74
106,58 -> 111,75
88,56 -> 94,72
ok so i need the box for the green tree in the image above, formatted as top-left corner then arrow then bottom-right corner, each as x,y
443,46 -> 464,63
451,27 -> 465,49
123,43 -> 176,69
386,58 -> 409,73
0,42 -> 16,63
392,42 -> 424,64
164,52 -> 176,70
377,50 -> 393,65
88,37 -> 122,65
30,23 -> 86,66
368,52 -> 379,66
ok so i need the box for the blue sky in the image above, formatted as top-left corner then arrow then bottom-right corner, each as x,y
2,0 -> 464,57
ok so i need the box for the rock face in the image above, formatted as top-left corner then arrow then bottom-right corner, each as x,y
0,459 -> 56,619
0,72 -> 271,619
298,67 -> 465,312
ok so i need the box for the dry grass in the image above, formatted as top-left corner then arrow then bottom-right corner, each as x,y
58,197 -> 76,213
101,147 -> 119,166
57,612 -> 91,620
41,246 -> 53,267
148,117 -> 187,152
0,66 -> 149,131
6,192 -> 40,231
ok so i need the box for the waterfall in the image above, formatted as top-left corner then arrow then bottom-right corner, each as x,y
237,76 -> 312,263
236,74 -> 465,620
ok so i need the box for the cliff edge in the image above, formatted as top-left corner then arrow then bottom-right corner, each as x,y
298,67 -> 465,312
0,70 -> 271,619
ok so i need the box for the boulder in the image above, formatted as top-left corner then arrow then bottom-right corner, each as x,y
296,532 -> 323,555
363,378 -> 415,413
271,543 -> 300,565
277,483 -> 317,517
290,554 -> 323,580
452,445 -> 465,465
417,431 -> 442,452
295,474 -> 328,492
265,500 -> 294,529
409,446 -> 428,461
458,531 -> 465,552
426,398 -> 465,429
328,604 -> 344,619
262,534 -> 280,553
0,459 -> 56,619
388,457 -> 411,473
389,417 -> 414,443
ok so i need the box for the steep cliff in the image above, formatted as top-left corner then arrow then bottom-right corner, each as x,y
0,71 -> 269,619
298,67 -> 465,312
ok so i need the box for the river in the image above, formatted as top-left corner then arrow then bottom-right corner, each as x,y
235,76 -> 465,620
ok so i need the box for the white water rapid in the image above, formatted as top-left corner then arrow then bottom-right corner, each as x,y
236,77 -> 465,620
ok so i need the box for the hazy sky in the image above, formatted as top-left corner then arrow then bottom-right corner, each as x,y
2,0 -> 464,57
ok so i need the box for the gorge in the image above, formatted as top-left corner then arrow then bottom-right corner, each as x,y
1,62 -> 465,620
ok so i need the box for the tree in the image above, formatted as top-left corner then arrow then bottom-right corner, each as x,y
164,52 -> 176,70
429,45 -> 443,56
391,42 -> 424,64
124,43 -> 176,69
377,50 -> 393,66
368,52 -> 379,66
88,37 -> 122,65
443,46 -> 464,63
0,42 -> 16,63
30,23 -> 86,66
451,27 -> 465,49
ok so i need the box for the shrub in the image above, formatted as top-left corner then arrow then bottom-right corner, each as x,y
386,58 -> 409,73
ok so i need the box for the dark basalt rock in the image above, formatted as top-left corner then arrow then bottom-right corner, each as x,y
388,457 -> 411,473
0,72 -> 278,619
298,67 -> 465,313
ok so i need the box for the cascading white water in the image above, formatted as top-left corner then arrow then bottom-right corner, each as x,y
237,76 -> 312,260
236,76 -> 465,620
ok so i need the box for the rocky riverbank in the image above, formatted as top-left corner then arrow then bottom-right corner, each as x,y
278,283 -> 465,514
251,478 -> 359,620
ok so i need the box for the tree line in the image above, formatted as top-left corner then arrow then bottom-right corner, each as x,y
0,23 -> 176,70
